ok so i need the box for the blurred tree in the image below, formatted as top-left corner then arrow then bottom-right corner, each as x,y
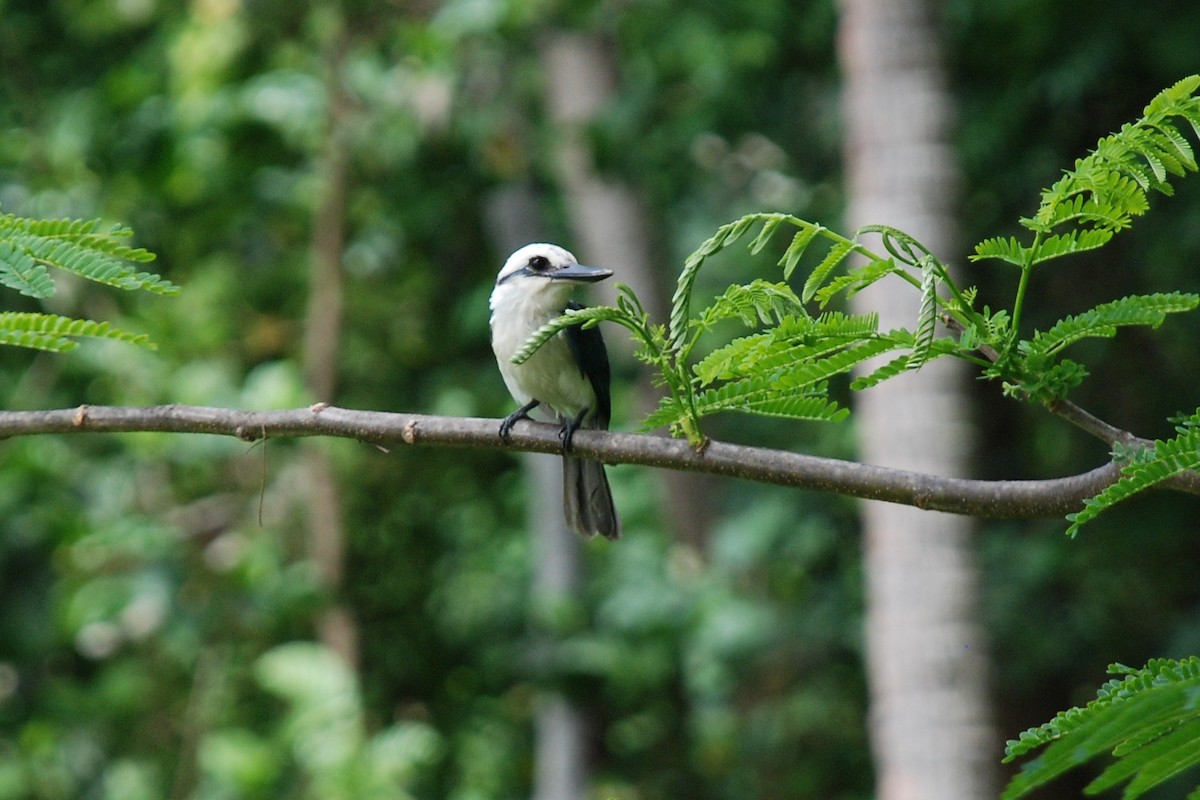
301,4 -> 356,669
838,0 -> 994,798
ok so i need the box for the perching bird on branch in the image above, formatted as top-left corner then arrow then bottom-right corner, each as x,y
489,243 -> 619,539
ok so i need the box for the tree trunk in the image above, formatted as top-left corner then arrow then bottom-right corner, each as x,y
837,1 -> 996,797
302,24 -> 357,669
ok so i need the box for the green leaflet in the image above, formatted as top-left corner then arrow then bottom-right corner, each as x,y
747,213 -> 786,255
0,213 -> 173,294
6,231 -> 177,295
801,240 -> 855,302
849,337 -> 962,391
511,306 -> 609,366
692,385 -> 848,423
691,279 -> 806,333
972,229 -> 1115,267
694,337 -> 898,412
811,257 -> 895,307
779,223 -> 822,280
1022,75 -> 1200,239
0,212 -> 176,353
693,312 -> 881,385
1003,658 -> 1200,800
910,258 -> 939,370
998,293 -> 1200,405
0,312 -> 153,352
0,240 -> 55,298
1066,413 -> 1200,536
668,216 -> 760,352
1023,292 -> 1200,359
640,390 -> 848,433
640,394 -> 690,433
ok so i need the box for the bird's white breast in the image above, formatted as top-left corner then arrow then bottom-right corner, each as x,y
490,281 -> 595,420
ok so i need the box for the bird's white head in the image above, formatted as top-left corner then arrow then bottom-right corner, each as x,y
494,243 -> 613,290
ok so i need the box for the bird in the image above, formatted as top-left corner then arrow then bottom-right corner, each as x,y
489,242 -> 620,539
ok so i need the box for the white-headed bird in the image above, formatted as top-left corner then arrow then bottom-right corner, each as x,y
489,243 -> 619,539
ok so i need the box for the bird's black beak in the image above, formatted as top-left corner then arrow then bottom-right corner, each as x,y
551,264 -> 613,283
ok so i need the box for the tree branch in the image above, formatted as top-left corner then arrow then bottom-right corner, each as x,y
936,312 -> 1200,494
0,402 -> 1180,519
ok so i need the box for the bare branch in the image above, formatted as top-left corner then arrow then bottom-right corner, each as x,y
0,402 -> 1172,519
1045,397 -> 1144,449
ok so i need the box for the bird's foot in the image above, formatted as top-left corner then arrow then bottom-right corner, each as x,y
558,408 -> 589,453
499,399 -> 540,442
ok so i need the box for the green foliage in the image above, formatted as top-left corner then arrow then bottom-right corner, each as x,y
512,75 -> 1200,551
1024,75 -> 1200,236
0,312 -> 151,352
995,292 -> 1200,402
234,643 -> 442,799
1003,658 -> 1200,799
517,212 -> 974,447
1065,408 -> 1200,536
691,279 -> 805,332
1023,293 -> 1200,360
0,213 -> 175,352
970,75 -> 1200,337
973,229 -> 1115,267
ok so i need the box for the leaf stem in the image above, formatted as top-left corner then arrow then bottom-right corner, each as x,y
1010,232 -> 1041,339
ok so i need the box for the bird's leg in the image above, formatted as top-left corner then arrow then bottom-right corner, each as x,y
499,399 -> 540,442
559,407 -> 589,453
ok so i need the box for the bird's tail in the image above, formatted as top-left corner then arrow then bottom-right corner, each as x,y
563,455 -> 619,539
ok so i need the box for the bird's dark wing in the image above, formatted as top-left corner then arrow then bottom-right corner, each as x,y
563,300 -> 611,429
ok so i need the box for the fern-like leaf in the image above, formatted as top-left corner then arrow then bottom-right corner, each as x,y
693,312 -> 881,385
0,312 -> 153,352
669,216 -> 767,351
0,213 -> 176,296
1087,717 -> 1200,797
691,375 -> 849,420
747,213 -> 787,255
0,240 -> 55,298
8,232 -> 177,295
860,224 -> 938,269
973,229 -> 1116,268
801,240 -> 855,302
778,222 -> 823,280
972,235 -> 1026,267
811,256 -> 897,307
696,337 -> 898,413
1003,658 -> 1200,800
1033,228 -> 1116,263
640,394 -> 690,433
692,279 -> 806,333
849,337 -> 961,391
1024,76 -> 1200,237
511,305 -> 626,366
909,258 -> 939,369
1066,409 -> 1200,535
1023,292 -> 1200,358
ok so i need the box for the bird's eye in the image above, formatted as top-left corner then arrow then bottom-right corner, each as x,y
527,255 -> 551,271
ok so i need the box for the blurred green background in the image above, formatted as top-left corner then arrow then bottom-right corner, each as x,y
2,0 -> 1200,798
